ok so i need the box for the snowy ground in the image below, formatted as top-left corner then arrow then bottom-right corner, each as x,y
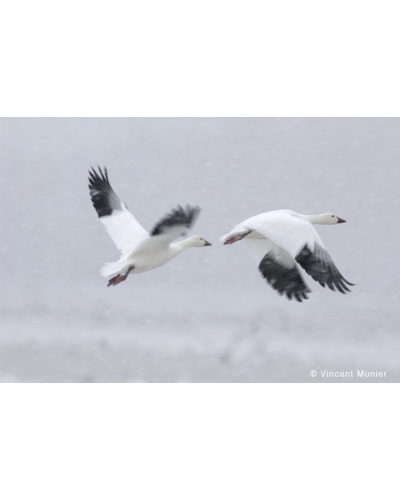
1,321 -> 398,383
1,285 -> 398,383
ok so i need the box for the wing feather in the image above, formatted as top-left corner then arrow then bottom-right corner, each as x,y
296,243 -> 354,293
150,205 -> 201,244
242,238 -> 311,301
88,166 -> 148,254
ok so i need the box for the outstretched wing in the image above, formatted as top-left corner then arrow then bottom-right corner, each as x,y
296,243 -> 354,293
150,205 -> 201,243
88,166 -> 148,254
242,238 -> 311,302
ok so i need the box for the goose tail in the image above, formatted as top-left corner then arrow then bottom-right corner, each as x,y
100,261 -> 125,279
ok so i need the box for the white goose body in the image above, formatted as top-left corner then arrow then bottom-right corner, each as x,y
89,167 -> 211,287
222,210 -> 354,302
103,238 -> 200,277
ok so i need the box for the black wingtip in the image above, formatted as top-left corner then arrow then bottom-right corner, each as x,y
259,255 -> 311,303
88,166 -> 121,218
151,204 -> 202,236
296,244 -> 354,295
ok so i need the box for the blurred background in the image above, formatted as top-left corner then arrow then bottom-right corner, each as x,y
0,117 -> 399,382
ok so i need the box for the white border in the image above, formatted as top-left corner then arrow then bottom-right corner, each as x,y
1,384 -> 398,499
1,1 -> 399,117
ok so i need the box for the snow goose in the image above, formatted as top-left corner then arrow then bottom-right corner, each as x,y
89,167 -> 211,287
221,210 -> 354,302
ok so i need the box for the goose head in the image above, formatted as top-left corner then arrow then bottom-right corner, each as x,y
185,235 -> 212,247
314,213 -> 347,224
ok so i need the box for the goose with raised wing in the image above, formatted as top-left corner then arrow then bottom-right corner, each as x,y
89,167 -> 211,287
221,210 -> 354,302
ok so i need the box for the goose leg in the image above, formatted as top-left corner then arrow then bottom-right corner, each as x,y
107,266 -> 135,287
223,230 -> 251,245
